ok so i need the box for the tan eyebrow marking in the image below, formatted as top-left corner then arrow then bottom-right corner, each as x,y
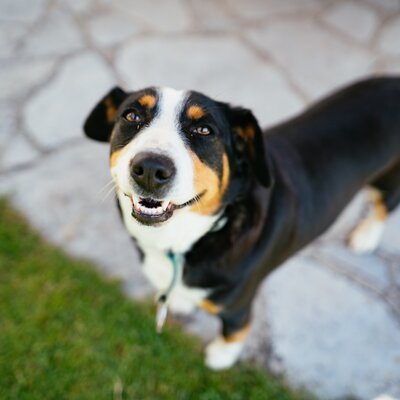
187,105 -> 206,120
138,94 -> 157,109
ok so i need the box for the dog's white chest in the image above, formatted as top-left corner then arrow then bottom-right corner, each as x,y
141,248 -> 209,314
117,191 -> 211,313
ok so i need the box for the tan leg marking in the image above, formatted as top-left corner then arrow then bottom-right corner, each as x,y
368,188 -> 388,221
348,188 -> 388,253
205,324 -> 250,370
190,152 -> 230,215
225,324 -> 250,343
200,299 -> 222,315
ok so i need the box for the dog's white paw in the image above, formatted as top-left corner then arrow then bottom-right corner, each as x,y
205,337 -> 244,370
348,218 -> 384,254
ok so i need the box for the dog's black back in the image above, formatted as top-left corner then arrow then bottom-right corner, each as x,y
267,77 -> 400,245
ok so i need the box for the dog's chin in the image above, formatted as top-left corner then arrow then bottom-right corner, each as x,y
127,193 -> 202,227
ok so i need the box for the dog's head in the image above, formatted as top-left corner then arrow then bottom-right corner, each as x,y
84,87 -> 271,227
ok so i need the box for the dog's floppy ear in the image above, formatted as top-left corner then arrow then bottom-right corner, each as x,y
84,86 -> 128,142
226,106 -> 272,187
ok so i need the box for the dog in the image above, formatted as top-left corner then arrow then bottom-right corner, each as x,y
84,77 -> 400,370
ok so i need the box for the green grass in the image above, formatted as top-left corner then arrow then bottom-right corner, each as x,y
0,198 -> 307,400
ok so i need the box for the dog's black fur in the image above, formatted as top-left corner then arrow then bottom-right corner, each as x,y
182,77 -> 400,336
85,77 -> 400,340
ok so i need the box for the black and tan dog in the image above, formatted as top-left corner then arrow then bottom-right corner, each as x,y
84,77 -> 400,369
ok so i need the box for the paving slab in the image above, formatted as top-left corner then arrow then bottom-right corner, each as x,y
0,22 -> 29,59
0,102 -> 18,140
0,0 -> 48,22
21,9 -> 85,57
377,16 -> 400,56
381,206 -> 400,254
0,133 -> 39,172
247,18 -> 375,99
321,1 -> 380,43
316,242 -> 392,292
108,0 -> 192,32
116,35 -> 304,127
86,12 -> 142,48
186,0 -> 238,31
224,0 -> 322,21
366,0 -> 400,12
23,52 -> 116,149
265,257 -> 400,400
394,268 -> 400,288
377,57 -> 400,74
64,0 -> 95,15
0,58 -> 55,101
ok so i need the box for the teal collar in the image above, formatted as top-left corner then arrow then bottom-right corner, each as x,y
155,251 -> 183,333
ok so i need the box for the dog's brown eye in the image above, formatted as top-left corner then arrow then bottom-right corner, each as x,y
193,126 -> 211,136
125,111 -> 141,123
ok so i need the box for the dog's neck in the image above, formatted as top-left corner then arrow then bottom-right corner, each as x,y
185,185 -> 271,269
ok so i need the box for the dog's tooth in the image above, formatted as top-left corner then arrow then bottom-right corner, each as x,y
132,195 -> 140,206
135,203 -> 166,216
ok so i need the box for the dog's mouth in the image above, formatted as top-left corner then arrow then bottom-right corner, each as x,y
126,192 -> 204,226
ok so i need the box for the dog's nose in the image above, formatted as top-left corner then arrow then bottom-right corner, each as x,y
130,152 -> 176,193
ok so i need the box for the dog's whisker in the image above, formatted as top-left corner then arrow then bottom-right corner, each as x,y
97,179 -> 116,196
191,194 -> 202,210
99,183 -> 117,203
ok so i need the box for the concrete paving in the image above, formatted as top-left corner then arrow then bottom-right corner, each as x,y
1,0 -> 400,398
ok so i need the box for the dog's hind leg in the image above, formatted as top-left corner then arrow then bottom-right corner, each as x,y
372,158 -> 400,212
348,188 -> 388,253
348,159 -> 400,253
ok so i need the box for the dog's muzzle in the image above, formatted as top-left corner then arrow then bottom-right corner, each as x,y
130,151 -> 176,197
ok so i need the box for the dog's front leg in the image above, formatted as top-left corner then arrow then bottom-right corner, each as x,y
205,308 -> 251,370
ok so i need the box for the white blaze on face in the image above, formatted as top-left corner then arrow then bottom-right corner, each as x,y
111,87 -> 195,204
111,87 -> 221,253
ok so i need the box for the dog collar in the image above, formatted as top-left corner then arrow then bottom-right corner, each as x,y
155,251 -> 183,333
